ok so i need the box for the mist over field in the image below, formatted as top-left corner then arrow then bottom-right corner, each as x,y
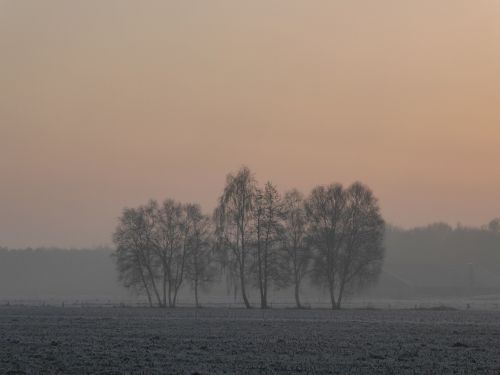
2,222 -> 500,305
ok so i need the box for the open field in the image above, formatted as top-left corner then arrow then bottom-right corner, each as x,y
1,306 -> 500,374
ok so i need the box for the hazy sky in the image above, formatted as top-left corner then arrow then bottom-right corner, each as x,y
1,1 -> 500,248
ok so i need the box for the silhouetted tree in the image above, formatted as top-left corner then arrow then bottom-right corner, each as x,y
185,204 -> 217,307
335,182 -> 385,307
306,183 -> 384,309
488,218 -> 500,233
214,166 -> 257,308
282,189 -> 311,308
113,206 -> 162,306
149,199 -> 189,307
252,181 -> 285,309
114,199 -> 211,308
306,184 -> 346,309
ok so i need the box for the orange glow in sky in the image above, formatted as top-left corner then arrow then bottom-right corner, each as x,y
1,1 -> 499,247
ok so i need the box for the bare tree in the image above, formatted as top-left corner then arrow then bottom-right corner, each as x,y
149,199 -> 187,307
305,183 -> 384,309
306,184 -> 347,309
214,166 -> 257,308
114,199 -> 206,308
488,218 -> 500,233
113,206 -> 162,307
335,182 -> 385,308
252,181 -> 285,309
185,204 -> 216,307
282,189 -> 311,308
170,203 -> 192,307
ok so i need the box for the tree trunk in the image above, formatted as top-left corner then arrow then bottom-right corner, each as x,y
172,240 -> 188,308
329,279 -> 338,310
162,271 -> 167,308
194,279 -> 199,308
168,279 -> 173,307
138,255 -> 161,307
173,281 -> 181,307
256,216 -> 266,309
151,283 -> 162,307
336,297 -> 343,309
257,250 -> 265,308
261,216 -> 272,310
260,276 -> 268,309
262,280 -> 268,308
258,268 -> 266,309
260,297 -> 268,309
294,280 -> 303,309
140,271 -> 153,307
262,245 -> 268,309
145,290 -> 153,307
146,266 -> 162,307
336,280 -> 346,309
193,249 -> 200,308
239,228 -> 251,309
292,248 -> 302,309
239,262 -> 251,308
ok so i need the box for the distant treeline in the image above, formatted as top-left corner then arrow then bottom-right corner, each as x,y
386,220 -> 500,273
0,247 -> 122,298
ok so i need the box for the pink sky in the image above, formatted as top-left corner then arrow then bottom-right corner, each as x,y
1,1 -> 499,248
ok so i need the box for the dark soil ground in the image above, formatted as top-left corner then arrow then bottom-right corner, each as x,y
1,306 -> 500,374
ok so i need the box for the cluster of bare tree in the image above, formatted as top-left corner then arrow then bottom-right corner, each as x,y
113,167 -> 385,309
113,201 -> 215,307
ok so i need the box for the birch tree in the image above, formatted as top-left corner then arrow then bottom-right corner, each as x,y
185,204 -> 216,307
214,166 -> 257,308
252,181 -> 285,309
282,189 -> 311,308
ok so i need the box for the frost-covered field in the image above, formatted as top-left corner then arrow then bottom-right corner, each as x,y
1,306 -> 500,374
